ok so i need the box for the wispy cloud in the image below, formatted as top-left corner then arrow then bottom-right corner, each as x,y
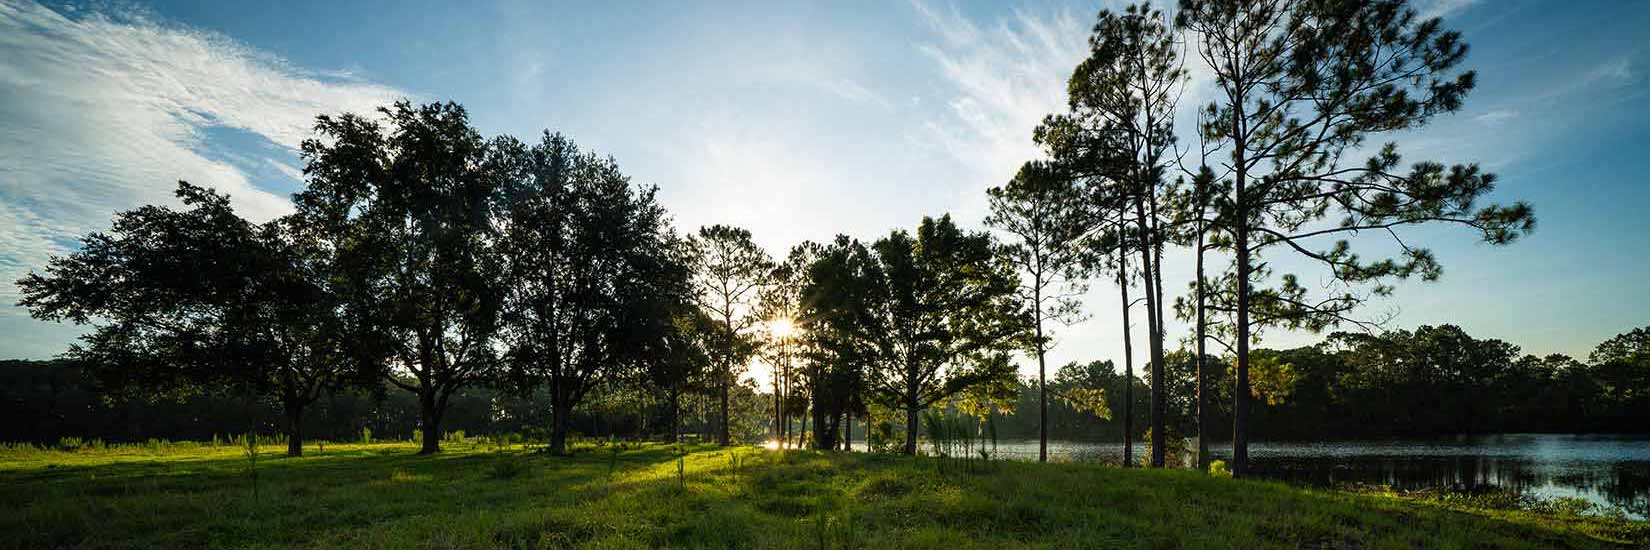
0,0 -> 404,322
1474,108 -> 1520,126
823,78 -> 891,109
1591,58 -> 1634,82
909,1 -> 1092,217
1416,0 -> 1480,20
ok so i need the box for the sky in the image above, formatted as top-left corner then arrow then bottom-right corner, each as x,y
2,0 -> 1648,386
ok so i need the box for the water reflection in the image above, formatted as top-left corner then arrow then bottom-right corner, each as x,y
982,434 -> 1650,519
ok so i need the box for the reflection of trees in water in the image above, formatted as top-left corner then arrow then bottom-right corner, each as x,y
1252,456 -> 1535,490
1601,463 -> 1650,517
1247,455 -> 1648,518
1001,438 -> 1650,518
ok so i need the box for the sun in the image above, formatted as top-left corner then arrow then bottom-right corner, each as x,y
768,318 -> 795,338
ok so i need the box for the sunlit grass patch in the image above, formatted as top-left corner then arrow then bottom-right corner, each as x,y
1,442 -> 1643,549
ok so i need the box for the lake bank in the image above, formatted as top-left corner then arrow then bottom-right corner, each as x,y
3,441 -> 1646,548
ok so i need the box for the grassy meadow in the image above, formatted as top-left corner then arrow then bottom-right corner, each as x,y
2,440 -> 1646,549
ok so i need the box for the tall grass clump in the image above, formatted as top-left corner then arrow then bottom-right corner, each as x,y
244,431 -> 261,501
677,454 -> 687,492
489,457 -> 529,480
922,410 -> 988,472
606,438 -> 621,479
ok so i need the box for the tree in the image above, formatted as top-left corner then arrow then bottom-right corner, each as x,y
689,225 -> 773,446
987,160 -> 1093,462
1176,0 -> 1536,475
494,132 -> 689,455
860,215 -> 1023,455
645,309 -> 716,444
1187,166 -> 1220,470
1167,161 -> 1229,470
1050,360 -> 1115,422
1587,326 -> 1650,425
295,101 -> 507,454
1330,325 -> 1518,434
757,242 -> 820,446
18,183 -> 357,457
797,236 -> 877,451
1038,3 -> 1186,467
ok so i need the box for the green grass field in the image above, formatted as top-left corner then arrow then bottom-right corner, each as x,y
3,441 -> 1645,549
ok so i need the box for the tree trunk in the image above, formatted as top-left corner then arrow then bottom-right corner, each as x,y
550,401 -> 573,455
811,364 -> 826,450
1036,285 -> 1048,463
718,369 -> 731,446
1037,340 -> 1048,463
1232,119 -> 1252,478
1117,249 -> 1136,468
1195,199 -> 1210,472
1135,201 -> 1165,468
774,358 -> 783,445
794,415 -> 803,449
284,399 -> 304,458
418,388 -> 441,455
780,364 -> 789,447
669,387 -> 682,444
903,403 -> 919,456
815,406 -> 837,451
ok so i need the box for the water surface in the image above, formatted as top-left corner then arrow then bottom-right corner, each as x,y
977,434 -> 1650,519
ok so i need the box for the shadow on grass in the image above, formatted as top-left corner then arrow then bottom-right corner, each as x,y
2,444 -> 1642,549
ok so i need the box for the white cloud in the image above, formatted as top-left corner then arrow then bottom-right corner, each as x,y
909,1 -> 1092,218
1591,58 -> 1634,81
1474,108 -> 1520,126
823,78 -> 891,109
1416,0 -> 1480,20
265,158 -> 306,182
0,0 -> 404,316
910,0 -> 981,47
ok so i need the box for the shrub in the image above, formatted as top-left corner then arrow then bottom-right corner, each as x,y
489,458 -> 529,480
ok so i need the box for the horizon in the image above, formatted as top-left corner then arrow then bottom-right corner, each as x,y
3,0 -> 1648,379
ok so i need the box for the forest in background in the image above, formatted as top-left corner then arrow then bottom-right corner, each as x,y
7,323 -> 1645,446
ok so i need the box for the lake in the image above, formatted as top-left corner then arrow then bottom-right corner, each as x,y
974,434 -> 1650,519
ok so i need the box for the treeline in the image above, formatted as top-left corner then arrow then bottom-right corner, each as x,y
0,359 -> 773,446
989,324 -> 1650,442
13,0 -> 1581,478
11,322 -> 1644,447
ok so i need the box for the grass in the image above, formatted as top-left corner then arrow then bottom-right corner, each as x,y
2,441 -> 1646,549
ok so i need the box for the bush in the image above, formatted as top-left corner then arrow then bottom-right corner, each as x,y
489,458 -> 529,480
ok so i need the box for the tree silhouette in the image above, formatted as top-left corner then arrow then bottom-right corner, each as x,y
1176,0 -> 1536,475
295,101 -> 506,454
1038,3 -> 1186,467
987,160 -> 1093,463
644,308 -> 716,444
796,236 -> 878,451
860,215 -> 1023,455
1588,326 -> 1650,424
18,183 -> 359,456
689,225 -> 773,446
495,132 -> 689,455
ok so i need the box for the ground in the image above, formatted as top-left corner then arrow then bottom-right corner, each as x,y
2,441 -> 1645,549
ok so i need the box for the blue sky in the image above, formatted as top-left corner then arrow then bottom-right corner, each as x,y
2,0 -> 1647,383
